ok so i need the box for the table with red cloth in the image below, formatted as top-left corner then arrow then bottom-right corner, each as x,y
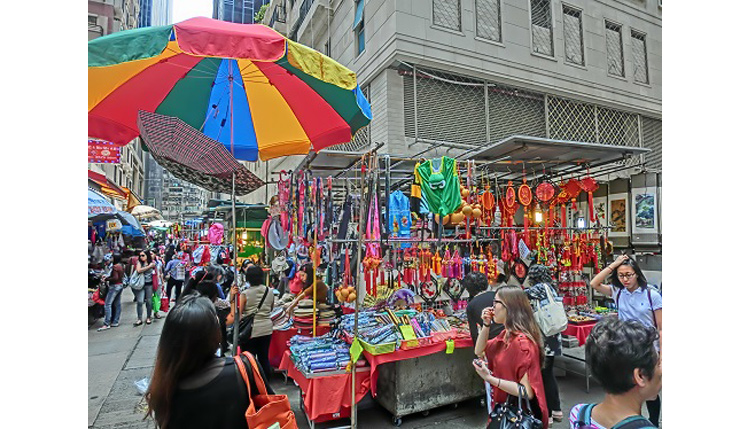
362,337 -> 474,396
562,320 -> 597,346
279,350 -> 371,423
270,326 -> 332,369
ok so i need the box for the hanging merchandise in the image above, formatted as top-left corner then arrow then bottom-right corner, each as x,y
480,174 -> 496,227
441,277 -> 464,302
517,171 -> 533,244
418,274 -> 440,304
414,156 -> 462,217
208,223 -> 224,245
363,192 -> 382,297
579,169 -> 599,224
388,190 -> 412,245
535,178 -> 557,233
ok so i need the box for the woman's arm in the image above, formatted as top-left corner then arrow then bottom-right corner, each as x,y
654,308 -> 662,350
474,307 -> 494,357
482,371 -> 534,399
227,292 -> 246,326
590,254 -> 630,297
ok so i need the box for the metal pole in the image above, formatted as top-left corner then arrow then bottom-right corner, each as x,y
351,154 -> 368,429
228,64 -> 242,357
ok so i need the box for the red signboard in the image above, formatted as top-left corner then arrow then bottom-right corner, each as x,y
88,139 -> 121,164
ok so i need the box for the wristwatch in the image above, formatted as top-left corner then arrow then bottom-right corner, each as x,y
483,321 -> 491,327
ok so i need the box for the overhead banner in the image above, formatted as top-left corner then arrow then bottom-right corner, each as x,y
88,139 -> 121,164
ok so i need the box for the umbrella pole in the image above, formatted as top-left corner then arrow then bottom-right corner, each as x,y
229,63 -> 242,357
352,154 -> 367,429
232,172 -> 241,356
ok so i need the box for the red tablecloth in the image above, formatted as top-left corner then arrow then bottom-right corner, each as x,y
562,321 -> 597,346
270,326 -> 332,369
279,351 -> 371,421
362,337 -> 474,396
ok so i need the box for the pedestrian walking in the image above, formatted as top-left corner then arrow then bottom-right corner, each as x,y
98,253 -> 125,331
164,251 -> 187,303
590,254 -> 662,426
473,285 -> 549,429
132,250 -> 156,326
150,249 -> 165,319
569,317 -> 660,428
525,264 -> 564,423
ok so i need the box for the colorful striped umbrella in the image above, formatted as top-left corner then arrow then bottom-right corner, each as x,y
88,17 -> 372,161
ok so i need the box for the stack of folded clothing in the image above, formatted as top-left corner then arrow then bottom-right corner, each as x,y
293,300 -> 336,330
271,306 -> 291,330
288,334 -> 351,374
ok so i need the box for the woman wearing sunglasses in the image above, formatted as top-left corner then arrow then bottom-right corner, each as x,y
590,253 -> 662,426
133,250 -> 156,326
473,286 -> 548,429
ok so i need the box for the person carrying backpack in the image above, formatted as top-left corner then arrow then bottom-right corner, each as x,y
589,254 -> 662,425
569,317 -> 660,428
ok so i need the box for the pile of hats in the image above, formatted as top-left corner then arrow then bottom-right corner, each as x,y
271,306 -> 292,330
292,300 -> 336,330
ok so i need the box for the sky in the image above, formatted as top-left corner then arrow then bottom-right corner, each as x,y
172,0 -> 213,23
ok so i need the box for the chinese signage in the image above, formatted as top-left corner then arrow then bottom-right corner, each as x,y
88,139 -> 121,164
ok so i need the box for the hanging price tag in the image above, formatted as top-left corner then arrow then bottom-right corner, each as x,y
445,339 -> 455,354
349,338 -> 364,363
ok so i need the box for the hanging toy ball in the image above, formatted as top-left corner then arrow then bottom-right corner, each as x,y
462,205 -> 474,217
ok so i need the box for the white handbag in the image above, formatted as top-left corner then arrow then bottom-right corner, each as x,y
533,283 -> 568,337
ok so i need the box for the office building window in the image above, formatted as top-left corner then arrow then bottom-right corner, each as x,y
562,5 -> 584,65
605,20 -> 624,77
476,0 -> 501,42
354,0 -> 365,55
631,30 -> 649,84
530,0 -> 554,57
433,0 -> 461,31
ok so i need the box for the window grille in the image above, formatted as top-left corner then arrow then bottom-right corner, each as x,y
530,0 -> 554,56
605,21 -> 624,77
488,85 -> 546,142
433,0 -> 462,31
641,116 -> 661,171
547,96 -> 597,143
562,5 -> 584,65
631,30 -> 649,84
476,0 -> 501,42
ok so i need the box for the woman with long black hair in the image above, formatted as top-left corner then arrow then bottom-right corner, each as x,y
146,294 -> 254,429
473,286 -> 549,429
133,250 -> 156,326
590,254 -> 662,426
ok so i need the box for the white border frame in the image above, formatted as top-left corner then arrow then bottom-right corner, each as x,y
592,196 -> 608,228
631,189 -> 659,235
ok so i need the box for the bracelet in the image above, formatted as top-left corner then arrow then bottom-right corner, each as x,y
483,322 -> 491,327
495,377 -> 502,388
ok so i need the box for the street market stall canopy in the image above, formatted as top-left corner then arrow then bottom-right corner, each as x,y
88,188 -> 117,219
459,135 -> 651,182
88,17 -> 372,162
130,205 -> 163,221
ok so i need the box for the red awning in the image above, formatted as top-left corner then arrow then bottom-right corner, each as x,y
88,170 -> 128,199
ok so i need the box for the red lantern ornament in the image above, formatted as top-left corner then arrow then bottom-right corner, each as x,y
579,172 -> 599,224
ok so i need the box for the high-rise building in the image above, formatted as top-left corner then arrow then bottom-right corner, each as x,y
138,0 -> 173,27
144,153 -> 208,222
214,0 -> 269,24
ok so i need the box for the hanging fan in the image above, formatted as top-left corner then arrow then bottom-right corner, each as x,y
441,277 -> 464,302
505,181 -> 516,208
418,274 -> 440,304
518,173 -> 533,243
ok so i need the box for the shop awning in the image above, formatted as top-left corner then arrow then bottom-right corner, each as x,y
460,135 -> 651,182
88,170 -> 128,199
122,187 -> 142,211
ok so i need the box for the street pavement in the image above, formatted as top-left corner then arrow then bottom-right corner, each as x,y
89,296 -> 656,428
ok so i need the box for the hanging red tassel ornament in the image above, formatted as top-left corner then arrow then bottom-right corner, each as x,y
580,171 -> 599,224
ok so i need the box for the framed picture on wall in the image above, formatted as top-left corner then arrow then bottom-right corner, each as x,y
592,196 -> 608,228
608,193 -> 629,237
631,190 -> 659,235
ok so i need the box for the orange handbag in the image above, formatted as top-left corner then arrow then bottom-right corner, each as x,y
234,351 -> 298,429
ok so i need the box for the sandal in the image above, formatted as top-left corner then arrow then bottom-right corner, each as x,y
133,320 -> 143,327
146,318 -> 152,325
551,411 -> 564,422
97,325 -> 110,332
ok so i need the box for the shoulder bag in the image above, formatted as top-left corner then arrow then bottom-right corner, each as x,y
487,384 -> 543,429
237,287 -> 270,343
128,266 -> 145,291
533,283 -> 568,336
234,351 -> 298,429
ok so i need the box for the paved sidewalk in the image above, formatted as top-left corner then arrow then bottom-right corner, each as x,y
88,296 -> 657,428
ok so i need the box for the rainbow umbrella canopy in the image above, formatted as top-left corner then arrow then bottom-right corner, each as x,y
88,17 -> 372,161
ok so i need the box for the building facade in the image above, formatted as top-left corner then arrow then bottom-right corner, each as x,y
257,0 -> 662,264
144,153 -> 209,222
214,0 -> 270,23
89,0 -> 141,40
138,0 -> 173,27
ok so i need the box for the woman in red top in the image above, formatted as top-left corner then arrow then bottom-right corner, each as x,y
473,286 -> 548,429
